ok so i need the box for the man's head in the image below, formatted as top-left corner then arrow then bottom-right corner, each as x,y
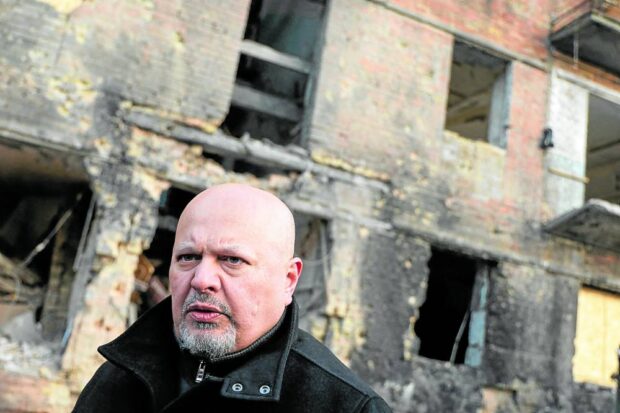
169,183 -> 302,359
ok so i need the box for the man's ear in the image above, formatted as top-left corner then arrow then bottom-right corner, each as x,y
284,257 -> 303,305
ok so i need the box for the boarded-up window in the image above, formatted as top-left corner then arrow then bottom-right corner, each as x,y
573,286 -> 620,387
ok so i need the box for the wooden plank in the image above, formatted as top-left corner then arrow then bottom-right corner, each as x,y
0,251 -> 40,285
240,40 -> 312,74
231,83 -> 302,122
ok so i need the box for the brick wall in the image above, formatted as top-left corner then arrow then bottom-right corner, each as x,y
390,61 -> 550,261
0,0 -> 249,148
390,0 -> 553,59
309,0 -> 452,179
502,62 -> 548,218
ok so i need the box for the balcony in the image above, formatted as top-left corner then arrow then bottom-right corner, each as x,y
550,0 -> 620,76
543,93 -> 620,253
544,199 -> 620,252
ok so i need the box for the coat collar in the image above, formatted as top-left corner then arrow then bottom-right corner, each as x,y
98,297 -> 299,409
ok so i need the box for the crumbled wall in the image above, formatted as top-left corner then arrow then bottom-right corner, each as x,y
0,0 -> 249,148
61,163 -> 167,390
0,370 -> 73,413
353,231 -> 430,381
572,382 -> 615,413
0,0 -> 619,412
484,262 -> 578,411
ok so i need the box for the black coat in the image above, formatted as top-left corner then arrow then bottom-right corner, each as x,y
72,298 -> 392,413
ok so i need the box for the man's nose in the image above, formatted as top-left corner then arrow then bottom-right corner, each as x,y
190,258 -> 222,292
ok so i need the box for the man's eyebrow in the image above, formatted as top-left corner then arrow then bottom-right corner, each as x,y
216,244 -> 257,260
173,242 -> 254,258
217,244 -> 246,254
174,241 -> 196,252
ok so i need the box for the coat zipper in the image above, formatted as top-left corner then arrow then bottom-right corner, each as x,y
195,359 -> 206,383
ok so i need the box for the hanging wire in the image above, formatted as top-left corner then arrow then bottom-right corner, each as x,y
19,193 -> 83,267
8,193 -> 84,304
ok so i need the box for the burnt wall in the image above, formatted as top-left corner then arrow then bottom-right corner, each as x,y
484,263 -> 579,411
0,1 -> 619,412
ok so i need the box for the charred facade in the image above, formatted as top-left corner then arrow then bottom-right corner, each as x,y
0,1 -> 619,412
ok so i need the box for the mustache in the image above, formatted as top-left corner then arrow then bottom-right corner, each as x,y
182,292 -> 233,319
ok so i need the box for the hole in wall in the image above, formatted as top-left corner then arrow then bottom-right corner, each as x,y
414,247 -> 484,364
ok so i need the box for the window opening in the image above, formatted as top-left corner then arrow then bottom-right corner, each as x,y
445,41 -> 511,148
414,247 -> 492,366
0,143 -> 89,343
222,0 -> 326,146
585,94 -> 620,204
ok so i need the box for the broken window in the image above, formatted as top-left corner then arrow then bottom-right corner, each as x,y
445,40 -> 511,148
222,0 -> 327,146
585,94 -> 620,204
0,142 -> 90,344
414,247 -> 492,366
573,286 -> 620,387
292,214 -> 330,332
134,187 -> 196,319
542,91 -> 620,252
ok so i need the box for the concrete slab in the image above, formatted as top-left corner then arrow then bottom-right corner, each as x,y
544,199 -> 620,252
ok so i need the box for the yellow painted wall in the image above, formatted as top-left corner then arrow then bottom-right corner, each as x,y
573,287 -> 620,387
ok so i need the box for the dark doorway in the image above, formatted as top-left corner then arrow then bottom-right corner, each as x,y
414,247 -> 477,364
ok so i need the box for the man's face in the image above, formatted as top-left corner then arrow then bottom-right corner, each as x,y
169,188 -> 301,358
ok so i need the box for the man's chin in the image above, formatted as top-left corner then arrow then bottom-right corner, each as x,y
187,328 -> 222,340
178,321 -> 237,359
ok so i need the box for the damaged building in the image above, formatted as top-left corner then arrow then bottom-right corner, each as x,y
1,0 -> 620,412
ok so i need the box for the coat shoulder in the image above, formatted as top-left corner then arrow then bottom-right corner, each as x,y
288,329 -> 391,413
292,330 -> 377,396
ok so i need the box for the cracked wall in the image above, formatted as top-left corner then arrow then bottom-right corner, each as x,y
1,0 -> 620,412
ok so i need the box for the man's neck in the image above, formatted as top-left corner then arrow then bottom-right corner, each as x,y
177,309 -> 288,393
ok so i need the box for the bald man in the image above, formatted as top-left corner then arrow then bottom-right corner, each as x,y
73,184 -> 392,413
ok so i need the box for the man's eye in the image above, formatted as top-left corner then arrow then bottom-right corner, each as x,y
178,254 -> 200,262
220,256 -> 244,265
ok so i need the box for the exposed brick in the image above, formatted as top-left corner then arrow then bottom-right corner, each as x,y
310,0 -> 452,177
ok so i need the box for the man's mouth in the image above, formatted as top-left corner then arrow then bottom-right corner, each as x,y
186,303 -> 227,323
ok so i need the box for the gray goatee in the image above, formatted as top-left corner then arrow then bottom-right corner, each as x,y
176,292 -> 236,360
